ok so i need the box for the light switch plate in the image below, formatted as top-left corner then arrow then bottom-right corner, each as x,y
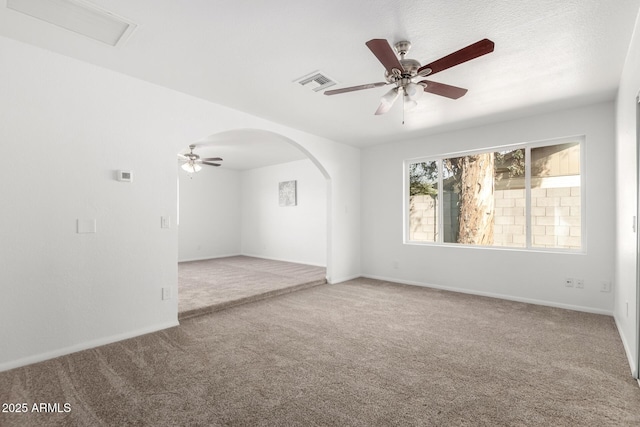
161,216 -> 171,229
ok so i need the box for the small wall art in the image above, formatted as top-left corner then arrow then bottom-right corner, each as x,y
279,180 -> 297,207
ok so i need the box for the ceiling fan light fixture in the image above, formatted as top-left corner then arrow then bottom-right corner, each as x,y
181,162 -> 201,173
404,97 -> 418,111
405,82 -> 424,101
375,87 -> 399,115
381,87 -> 399,103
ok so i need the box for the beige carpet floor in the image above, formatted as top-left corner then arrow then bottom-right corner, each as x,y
178,256 -> 327,319
1,278 -> 639,426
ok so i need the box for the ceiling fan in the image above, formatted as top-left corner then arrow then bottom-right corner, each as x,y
324,38 -> 494,115
178,144 -> 223,173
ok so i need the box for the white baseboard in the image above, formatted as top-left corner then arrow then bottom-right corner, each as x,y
180,253 -> 326,268
328,273 -> 362,284
178,253 -> 242,263
361,274 -> 614,316
239,253 -> 326,268
0,320 -> 179,373
614,314 -> 638,378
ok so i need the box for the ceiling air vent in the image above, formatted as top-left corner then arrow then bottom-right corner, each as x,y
294,71 -> 337,92
7,0 -> 137,47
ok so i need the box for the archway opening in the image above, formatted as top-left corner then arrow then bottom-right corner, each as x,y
175,129 -> 332,318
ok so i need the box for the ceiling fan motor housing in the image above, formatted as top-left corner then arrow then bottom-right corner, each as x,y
400,58 -> 421,75
187,144 -> 200,160
385,57 -> 421,83
383,41 -> 421,83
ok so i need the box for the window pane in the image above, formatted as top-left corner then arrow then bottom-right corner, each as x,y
443,150 -> 526,247
408,161 -> 438,242
493,149 -> 526,248
531,142 -> 581,250
404,140 -> 582,252
442,158 -> 461,243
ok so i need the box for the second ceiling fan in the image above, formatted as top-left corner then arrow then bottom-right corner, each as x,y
178,144 -> 223,173
324,38 -> 494,115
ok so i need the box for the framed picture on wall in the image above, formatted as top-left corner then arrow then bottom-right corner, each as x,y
279,180 -> 297,207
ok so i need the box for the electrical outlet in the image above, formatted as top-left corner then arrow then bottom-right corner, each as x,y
565,278 -> 574,287
162,287 -> 171,300
575,279 -> 584,289
600,281 -> 612,293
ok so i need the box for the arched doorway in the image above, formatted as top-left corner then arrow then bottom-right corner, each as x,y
176,129 -> 332,318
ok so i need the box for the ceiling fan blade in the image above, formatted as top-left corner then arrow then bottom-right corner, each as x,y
201,157 -> 222,161
418,39 -> 494,76
418,80 -> 468,99
324,82 -> 388,96
366,39 -> 404,75
177,154 -> 188,160
202,162 -> 221,167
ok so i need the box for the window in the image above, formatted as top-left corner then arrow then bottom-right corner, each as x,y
406,138 -> 583,251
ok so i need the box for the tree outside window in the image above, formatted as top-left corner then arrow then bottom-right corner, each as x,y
407,140 -> 581,251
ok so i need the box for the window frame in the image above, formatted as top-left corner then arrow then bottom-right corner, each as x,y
403,135 -> 586,253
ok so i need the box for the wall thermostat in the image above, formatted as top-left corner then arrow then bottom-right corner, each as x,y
118,170 -> 133,182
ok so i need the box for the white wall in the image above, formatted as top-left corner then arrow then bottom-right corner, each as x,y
240,159 -> 326,266
178,158 -> 326,266
178,166 -> 241,262
361,102 -> 615,315
0,35 -> 360,372
615,9 -> 640,376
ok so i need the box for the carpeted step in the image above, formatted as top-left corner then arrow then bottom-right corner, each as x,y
178,278 -> 327,321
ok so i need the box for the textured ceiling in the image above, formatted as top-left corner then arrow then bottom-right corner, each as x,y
1,0 -> 639,150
